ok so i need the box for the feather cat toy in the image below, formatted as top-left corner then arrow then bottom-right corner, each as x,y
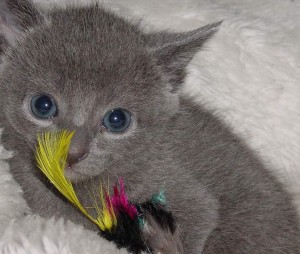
35,130 -> 181,253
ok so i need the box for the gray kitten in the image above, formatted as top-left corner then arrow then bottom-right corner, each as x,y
0,0 -> 299,253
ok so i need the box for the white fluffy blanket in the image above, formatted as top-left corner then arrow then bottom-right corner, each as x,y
1,0 -> 300,253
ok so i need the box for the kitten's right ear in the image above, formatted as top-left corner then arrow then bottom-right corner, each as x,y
146,22 -> 221,91
0,0 -> 44,54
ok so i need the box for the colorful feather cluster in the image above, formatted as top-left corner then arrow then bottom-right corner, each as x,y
35,130 -> 176,254
35,130 -> 139,232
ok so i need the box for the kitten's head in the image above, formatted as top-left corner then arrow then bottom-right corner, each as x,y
0,0 -> 220,182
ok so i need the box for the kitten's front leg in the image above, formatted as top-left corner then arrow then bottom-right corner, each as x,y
131,175 -> 219,254
166,180 -> 219,254
128,178 -> 218,253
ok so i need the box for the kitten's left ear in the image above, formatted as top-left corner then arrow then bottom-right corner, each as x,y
0,0 -> 45,54
148,22 -> 221,91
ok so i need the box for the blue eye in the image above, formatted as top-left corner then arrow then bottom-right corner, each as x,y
30,94 -> 58,119
102,108 -> 131,132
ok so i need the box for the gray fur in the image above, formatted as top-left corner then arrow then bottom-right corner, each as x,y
0,0 -> 299,253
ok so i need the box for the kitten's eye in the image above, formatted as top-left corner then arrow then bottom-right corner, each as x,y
102,108 -> 131,132
30,94 -> 58,119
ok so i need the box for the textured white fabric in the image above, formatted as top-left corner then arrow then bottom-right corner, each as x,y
1,0 -> 299,253
0,216 -> 129,254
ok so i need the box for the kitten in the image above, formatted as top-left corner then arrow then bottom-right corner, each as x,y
0,0 -> 299,253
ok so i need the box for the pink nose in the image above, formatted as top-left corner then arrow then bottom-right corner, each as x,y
66,130 -> 89,167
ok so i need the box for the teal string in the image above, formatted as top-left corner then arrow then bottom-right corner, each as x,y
151,190 -> 166,205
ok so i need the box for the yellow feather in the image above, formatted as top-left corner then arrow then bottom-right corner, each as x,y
35,130 -> 117,231
96,184 -> 117,230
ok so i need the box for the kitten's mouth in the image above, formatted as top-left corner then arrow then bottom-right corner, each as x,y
64,165 -> 90,182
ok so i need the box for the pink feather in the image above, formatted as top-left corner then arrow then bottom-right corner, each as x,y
107,178 -> 138,220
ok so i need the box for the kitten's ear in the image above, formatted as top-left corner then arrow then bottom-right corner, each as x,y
0,0 -> 44,54
148,22 -> 221,90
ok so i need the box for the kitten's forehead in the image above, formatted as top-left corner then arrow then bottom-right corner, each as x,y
12,6 -> 158,95
38,7 -> 146,69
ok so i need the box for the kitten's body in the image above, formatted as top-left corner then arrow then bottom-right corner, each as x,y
0,1 -> 299,253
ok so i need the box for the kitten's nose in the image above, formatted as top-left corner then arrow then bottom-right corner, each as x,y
67,130 -> 89,167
